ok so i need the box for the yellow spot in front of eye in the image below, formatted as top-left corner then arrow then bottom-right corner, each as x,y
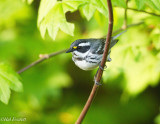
73,46 -> 77,49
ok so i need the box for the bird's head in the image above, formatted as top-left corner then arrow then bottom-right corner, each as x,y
66,39 -> 91,53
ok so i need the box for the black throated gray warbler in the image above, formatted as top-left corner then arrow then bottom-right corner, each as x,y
66,32 -> 125,70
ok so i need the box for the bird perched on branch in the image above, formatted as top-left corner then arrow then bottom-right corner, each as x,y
66,31 -> 125,70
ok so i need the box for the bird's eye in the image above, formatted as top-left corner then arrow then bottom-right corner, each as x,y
73,46 -> 77,49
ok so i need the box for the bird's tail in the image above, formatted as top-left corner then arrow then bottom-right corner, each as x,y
110,30 -> 126,48
112,30 -> 126,40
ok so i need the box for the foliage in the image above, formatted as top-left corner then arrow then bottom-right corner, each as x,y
22,0 -> 34,4
0,63 -> 22,104
37,0 -> 160,40
103,26 -> 160,95
37,0 -> 111,40
0,0 -> 159,124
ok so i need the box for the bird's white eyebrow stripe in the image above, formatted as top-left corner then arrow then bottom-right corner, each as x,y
78,42 -> 90,46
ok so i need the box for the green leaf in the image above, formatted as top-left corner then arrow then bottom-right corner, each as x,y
81,3 -> 96,21
0,63 -> 23,104
62,0 -> 86,13
145,0 -> 160,12
38,0 -> 84,40
37,0 -> 57,26
135,0 -> 146,10
94,0 -> 108,17
80,0 -> 108,21
0,78 -> 10,104
22,0 -> 34,4
112,0 -> 126,8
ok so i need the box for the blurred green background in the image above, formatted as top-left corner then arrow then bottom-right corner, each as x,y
0,0 -> 160,124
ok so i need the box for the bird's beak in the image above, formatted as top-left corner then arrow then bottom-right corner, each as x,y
66,48 -> 73,53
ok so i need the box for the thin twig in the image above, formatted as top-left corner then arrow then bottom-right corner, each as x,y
122,0 -> 129,29
121,7 -> 160,17
113,22 -> 144,34
17,49 -> 67,74
75,0 -> 113,124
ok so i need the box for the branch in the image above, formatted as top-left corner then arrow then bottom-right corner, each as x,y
75,0 -> 113,124
17,49 -> 67,74
122,7 -> 160,17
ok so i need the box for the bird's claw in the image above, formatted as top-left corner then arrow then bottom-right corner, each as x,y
93,70 -> 102,86
93,76 -> 102,85
99,63 -> 107,71
95,81 -> 102,86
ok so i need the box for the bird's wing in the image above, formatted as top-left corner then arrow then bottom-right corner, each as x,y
90,38 -> 105,54
88,37 -> 118,55
109,39 -> 118,48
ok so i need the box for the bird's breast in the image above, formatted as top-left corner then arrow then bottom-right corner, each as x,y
72,56 -> 98,70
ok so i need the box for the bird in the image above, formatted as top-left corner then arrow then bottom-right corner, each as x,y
66,31 -> 125,71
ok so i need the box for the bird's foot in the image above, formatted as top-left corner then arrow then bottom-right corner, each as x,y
93,68 -> 102,86
99,63 -> 107,71
94,80 -> 102,86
